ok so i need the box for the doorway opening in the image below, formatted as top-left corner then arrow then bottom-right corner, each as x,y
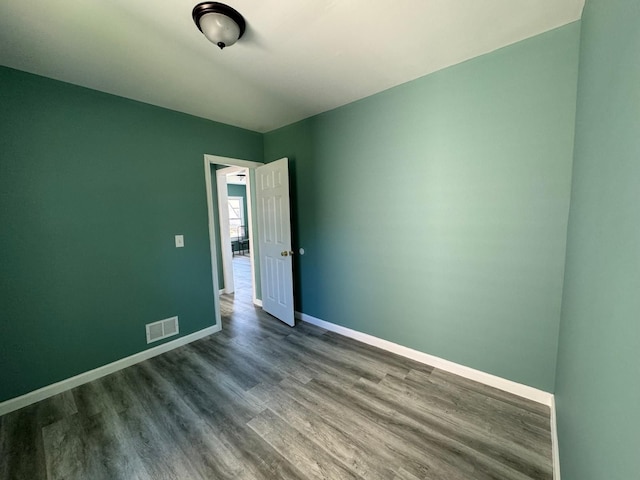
203,155 -> 264,330
204,154 -> 295,329
216,165 -> 255,306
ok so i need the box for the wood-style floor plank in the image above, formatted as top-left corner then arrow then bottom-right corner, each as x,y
0,255 -> 553,479
248,408 -> 360,480
248,382 -> 396,479
275,375 -> 477,480
122,362 -> 246,479
0,403 -> 48,480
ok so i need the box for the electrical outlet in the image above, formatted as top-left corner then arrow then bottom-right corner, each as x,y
175,235 -> 184,248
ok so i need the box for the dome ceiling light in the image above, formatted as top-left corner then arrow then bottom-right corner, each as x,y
192,2 -> 246,50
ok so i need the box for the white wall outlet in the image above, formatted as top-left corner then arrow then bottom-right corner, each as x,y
175,235 -> 184,248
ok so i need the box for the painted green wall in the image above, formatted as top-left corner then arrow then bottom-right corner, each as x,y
0,66 -> 262,402
227,184 -> 249,234
265,23 -> 581,391
554,1 -> 640,478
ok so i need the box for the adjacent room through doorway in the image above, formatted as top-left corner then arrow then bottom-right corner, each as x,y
213,163 -> 258,319
225,168 -> 253,306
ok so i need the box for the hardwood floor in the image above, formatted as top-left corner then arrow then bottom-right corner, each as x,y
0,255 -> 553,479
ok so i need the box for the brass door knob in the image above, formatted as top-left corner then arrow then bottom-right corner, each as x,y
281,251 -> 288,256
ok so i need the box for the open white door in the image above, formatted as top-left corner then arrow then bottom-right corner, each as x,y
256,158 -> 295,326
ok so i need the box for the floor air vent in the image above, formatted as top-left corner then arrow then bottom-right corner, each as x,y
146,316 -> 179,344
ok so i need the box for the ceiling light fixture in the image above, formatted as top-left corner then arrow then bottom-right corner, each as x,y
192,2 -> 246,50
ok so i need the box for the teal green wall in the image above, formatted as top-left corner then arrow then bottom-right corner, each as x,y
227,184 -> 249,234
0,66 -> 262,402
554,1 -> 640,478
265,23 -> 581,391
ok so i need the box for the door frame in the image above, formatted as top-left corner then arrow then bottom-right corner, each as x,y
203,154 -> 264,330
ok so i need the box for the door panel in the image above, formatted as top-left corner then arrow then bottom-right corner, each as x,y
256,158 -> 294,326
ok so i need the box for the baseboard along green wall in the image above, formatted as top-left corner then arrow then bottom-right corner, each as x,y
0,66 -> 262,402
265,23 -> 581,392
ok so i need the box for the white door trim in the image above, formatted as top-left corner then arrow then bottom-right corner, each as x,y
216,169 -> 234,294
203,154 -> 264,329
244,170 -> 259,306
204,154 -> 263,170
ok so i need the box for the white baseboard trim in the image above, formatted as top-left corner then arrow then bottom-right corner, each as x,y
254,299 -> 263,307
295,311 -> 553,407
0,324 -> 220,417
219,289 -> 225,295
550,396 -> 561,479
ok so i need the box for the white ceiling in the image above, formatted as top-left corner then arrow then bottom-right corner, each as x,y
0,0 -> 584,133
222,166 -> 248,185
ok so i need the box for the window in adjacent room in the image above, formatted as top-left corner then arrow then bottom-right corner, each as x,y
228,196 -> 245,239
